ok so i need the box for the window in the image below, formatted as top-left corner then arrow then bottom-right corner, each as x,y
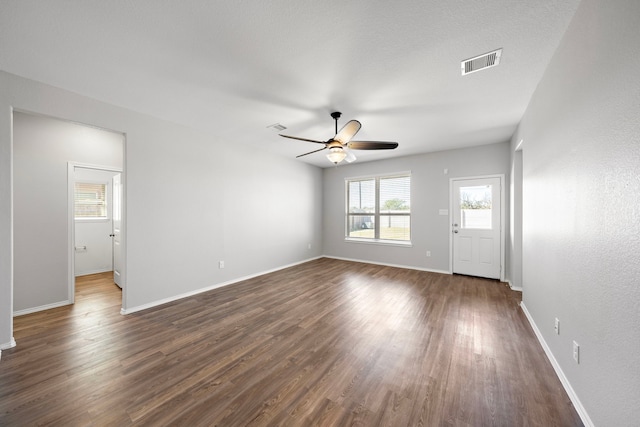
346,173 -> 411,242
459,184 -> 492,229
75,182 -> 107,219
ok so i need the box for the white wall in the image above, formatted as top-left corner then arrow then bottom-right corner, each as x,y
0,70 -> 323,349
13,112 -> 123,312
511,0 -> 640,424
322,142 -> 510,273
74,167 -> 121,277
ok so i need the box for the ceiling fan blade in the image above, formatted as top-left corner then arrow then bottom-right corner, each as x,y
334,120 -> 362,144
296,146 -> 327,158
344,149 -> 357,163
347,141 -> 399,150
280,134 -> 327,144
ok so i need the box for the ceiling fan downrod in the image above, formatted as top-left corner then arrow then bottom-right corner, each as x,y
330,111 -> 341,135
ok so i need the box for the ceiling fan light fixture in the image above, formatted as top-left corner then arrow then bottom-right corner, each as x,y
326,147 -> 347,164
344,149 -> 356,163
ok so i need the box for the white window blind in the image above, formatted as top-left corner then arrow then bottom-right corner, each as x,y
346,174 -> 411,242
75,182 -> 107,219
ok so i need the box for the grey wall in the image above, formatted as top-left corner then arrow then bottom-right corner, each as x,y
13,112 -> 123,311
511,0 -> 640,424
322,142 -> 510,274
0,70 -> 323,348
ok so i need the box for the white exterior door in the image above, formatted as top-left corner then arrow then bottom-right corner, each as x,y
452,177 -> 502,279
112,173 -> 123,288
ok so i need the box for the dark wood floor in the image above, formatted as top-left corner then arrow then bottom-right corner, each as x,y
1,258 -> 582,426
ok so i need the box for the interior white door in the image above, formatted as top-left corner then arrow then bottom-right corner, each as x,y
112,173 -> 123,288
452,177 -> 501,279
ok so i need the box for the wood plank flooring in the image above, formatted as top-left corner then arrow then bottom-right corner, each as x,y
0,258 -> 583,426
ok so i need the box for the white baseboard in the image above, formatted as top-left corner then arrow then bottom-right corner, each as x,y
121,256 -> 324,315
323,255 -> 451,275
507,280 -> 523,292
0,337 -> 17,350
520,302 -> 594,427
13,300 -> 72,317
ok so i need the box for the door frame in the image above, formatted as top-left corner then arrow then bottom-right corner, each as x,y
449,174 -> 505,281
67,162 -> 124,304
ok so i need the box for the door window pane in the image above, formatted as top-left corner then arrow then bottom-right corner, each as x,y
460,185 -> 492,229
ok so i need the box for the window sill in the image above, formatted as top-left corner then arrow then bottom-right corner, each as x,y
75,218 -> 110,223
344,237 -> 412,247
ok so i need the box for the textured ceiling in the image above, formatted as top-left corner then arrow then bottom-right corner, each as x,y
0,0 -> 581,167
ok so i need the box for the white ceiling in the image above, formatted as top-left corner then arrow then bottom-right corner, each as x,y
0,0 -> 581,167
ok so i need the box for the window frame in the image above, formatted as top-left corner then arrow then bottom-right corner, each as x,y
344,172 -> 412,246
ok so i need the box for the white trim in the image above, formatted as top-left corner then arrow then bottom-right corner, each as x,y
324,255 -> 451,275
121,256 -> 323,315
0,337 -> 17,350
449,174 -> 506,281
507,280 -> 523,292
68,162 -> 122,172
67,163 -> 74,304
515,139 -> 524,151
13,300 -> 72,317
344,170 -> 412,182
520,302 -> 594,427
344,238 -> 412,247
74,218 -> 111,223
4,108 -> 15,358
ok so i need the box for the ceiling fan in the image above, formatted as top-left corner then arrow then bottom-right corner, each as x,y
279,112 -> 398,165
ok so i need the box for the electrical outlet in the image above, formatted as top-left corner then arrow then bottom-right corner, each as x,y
308,243 -> 312,250
426,251 -> 431,257
573,341 -> 580,363
219,261 -> 225,269
554,318 -> 560,335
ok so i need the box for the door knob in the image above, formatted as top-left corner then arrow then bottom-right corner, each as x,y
453,230 -> 458,233
109,234 -> 115,237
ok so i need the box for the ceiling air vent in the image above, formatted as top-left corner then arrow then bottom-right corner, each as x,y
267,123 -> 287,131
461,48 -> 502,76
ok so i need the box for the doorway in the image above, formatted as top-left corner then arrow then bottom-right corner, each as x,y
451,175 -> 504,280
12,111 -> 124,315
70,165 -> 123,299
